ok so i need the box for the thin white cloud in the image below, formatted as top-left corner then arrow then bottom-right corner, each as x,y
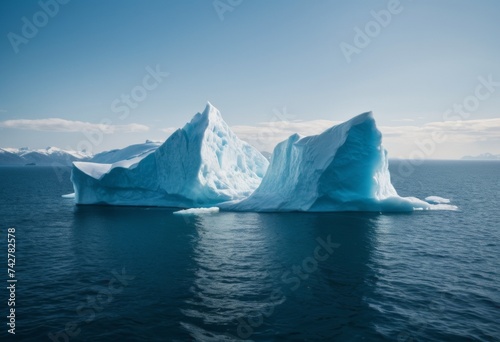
391,118 -> 415,122
381,118 -> 500,143
379,119 -> 500,158
0,118 -> 149,133
160,127 -> 177,136
232,119 -> 340,152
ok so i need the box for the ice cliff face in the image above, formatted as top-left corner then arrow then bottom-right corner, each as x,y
222,112 -> 445,212
72,103 -> 269,206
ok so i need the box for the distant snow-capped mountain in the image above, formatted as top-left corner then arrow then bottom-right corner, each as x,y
0,141 -> 164,166
0,147 -> 92,166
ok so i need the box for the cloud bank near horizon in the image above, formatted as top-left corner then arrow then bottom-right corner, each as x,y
1,116 -> 499,159
0,118 -> 149,133
232,117 -> 500,159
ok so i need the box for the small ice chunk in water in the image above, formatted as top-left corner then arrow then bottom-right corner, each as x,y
173,207 -> 220,215
425,196 -> 451,204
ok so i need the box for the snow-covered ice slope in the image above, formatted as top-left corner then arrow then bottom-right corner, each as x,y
222,112 -> 456,212
90,140 -> 161,164
71,103 -> 269,206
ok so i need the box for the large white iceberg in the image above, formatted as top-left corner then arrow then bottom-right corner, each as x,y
71,104 -> 456,212
221,112 -> 455,212
71,103 -> 269,206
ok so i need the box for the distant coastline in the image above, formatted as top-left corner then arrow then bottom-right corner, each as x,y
461,153 -> 500,161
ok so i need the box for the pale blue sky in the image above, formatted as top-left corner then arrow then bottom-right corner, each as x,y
1,0 -> 499,158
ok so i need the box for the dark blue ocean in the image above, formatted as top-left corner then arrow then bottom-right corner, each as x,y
0,161 -> 499,341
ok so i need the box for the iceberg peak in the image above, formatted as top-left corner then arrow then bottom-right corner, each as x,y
201,101 -> 223,122
183,101 -> 224,134
355,111 -> 374,120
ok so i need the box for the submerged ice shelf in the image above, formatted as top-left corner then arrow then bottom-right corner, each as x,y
70,103 -> 457,212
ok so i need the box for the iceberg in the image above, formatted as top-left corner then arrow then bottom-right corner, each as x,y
71,103 -> 456,212
71,103 -> 269,206
221,112 -> 456,212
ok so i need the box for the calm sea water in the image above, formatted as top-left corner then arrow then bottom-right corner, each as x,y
0,161 -> 499,341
